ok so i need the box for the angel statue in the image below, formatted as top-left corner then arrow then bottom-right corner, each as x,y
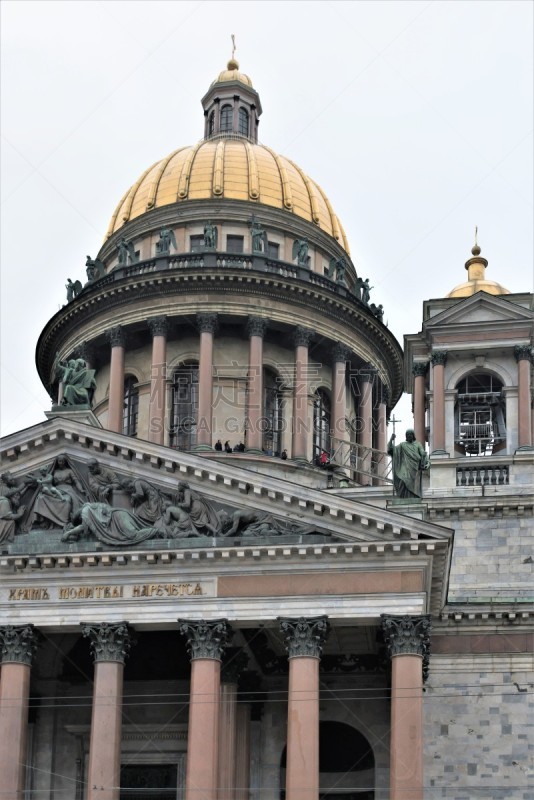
117,238 -> 137,266
249,216 -> 268,253
66,278 -> 83,303
292,238 -> 309,266
156,227 -> 177,255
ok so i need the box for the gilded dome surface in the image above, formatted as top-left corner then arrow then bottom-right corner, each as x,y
447,279 -> 510,298
106,137 -> 350,251
211,58 -> 253,87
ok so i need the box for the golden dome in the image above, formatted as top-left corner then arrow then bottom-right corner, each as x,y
105,137 -> 350,252
211,58 -> 253,87
447,243 -> 510,298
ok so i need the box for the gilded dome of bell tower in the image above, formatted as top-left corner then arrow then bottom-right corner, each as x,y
447,235 -> 510,298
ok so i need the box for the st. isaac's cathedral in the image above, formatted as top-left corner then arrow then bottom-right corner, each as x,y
0,58 -> 532,800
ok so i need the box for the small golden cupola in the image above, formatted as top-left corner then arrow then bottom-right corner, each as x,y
202,57 -> 262,142
447,234 -> 510,298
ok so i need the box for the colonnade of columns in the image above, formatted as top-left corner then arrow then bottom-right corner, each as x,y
0,615 -> 430,800
102,314 -> 390,461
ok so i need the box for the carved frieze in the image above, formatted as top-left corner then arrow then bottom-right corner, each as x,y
81,621 -> 134,664
278,615 -> 330,659
178,618 -> 231,661
0,624 -> 38,666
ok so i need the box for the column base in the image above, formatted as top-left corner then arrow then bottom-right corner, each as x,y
245,447 -> 263,455
430,449 -> 449,456
515,444 -> 534,452
192,444 -> 214,452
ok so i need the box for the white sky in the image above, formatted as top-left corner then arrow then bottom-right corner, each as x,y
1,0 -> 533,439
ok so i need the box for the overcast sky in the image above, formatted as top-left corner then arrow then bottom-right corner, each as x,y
1,0 -> 533,439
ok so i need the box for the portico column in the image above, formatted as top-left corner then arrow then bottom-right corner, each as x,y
246,317 -> 268,453
375,384 -> 389,484
279,616 -> 330,800
196,313 -> 218,449
107,326 -> 126,433
218,650 -> 248,800
430,351 -> 448,454
148,316 -> 169,445
514,345 -> 533,449
381,614 -> 431,800
412,362 -> 428,448
82,622 -> 134,800
0,625 -> 38,800
292,327 -> 314,461
178,618 -> 231,800
359,367 -> 375,484
331,344 -> 350,467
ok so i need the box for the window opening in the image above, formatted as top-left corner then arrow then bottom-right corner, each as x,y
227,235 -> 244,254
455,372 -> 505,456
263,369 -> 283,455
190,235 -> 204,252
208,110 -> 215,136
313,388 -> 331,464
120,764 -> 177,799
170,364 -> 199,450
122,376 -> 139,437
267,241 -> 280,260
220,104 -> 233,132
238,107 -> 249,136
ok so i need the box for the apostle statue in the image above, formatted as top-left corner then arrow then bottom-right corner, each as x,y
388,429 -> 429,498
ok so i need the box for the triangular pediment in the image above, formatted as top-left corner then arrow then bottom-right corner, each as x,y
424,292 -> 534,330
1,418 -> 452,558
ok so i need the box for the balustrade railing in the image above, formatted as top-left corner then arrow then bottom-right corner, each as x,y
456,464 -> 509,486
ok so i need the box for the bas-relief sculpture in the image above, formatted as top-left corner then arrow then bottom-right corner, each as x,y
4,456 -> 324,548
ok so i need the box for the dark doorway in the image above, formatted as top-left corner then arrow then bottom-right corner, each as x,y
120,764 -> 177,799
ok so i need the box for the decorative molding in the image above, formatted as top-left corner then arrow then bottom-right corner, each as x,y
278,615 -> 330,659
196,313 -> 219,335
178,618 -> 230,661
107,325 -> 126,348
293,326 -> 314,348
514,344 -> 533,363
412,362 -> 428,378
247,316 -> 269,339
381,614 -> 431,680
148,316 -> 169,338
81,621 -> 134,664
430,351 -> 448,367
0,624 -> 38,666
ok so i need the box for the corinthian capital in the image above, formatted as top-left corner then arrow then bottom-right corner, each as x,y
148,316 -> 169,338
412,361 -> 428,378
107,325 -> 126,348
332,343 -> 351,364
0,624 -> 38,666
514,345 -> 533,363
381,614 -> 431,679
81,621 -> 134,664
278,616 -> 330,659
178,618 -> 231,661
247,316 -> 269,339
196,313 -> 219,335
293,326 -> 314,348
430,351 -> 448,367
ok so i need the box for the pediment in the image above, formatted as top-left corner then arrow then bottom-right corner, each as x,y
1,418 -> 452,559
424,292 -> 533,329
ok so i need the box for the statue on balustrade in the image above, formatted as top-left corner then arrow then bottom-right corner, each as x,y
203,221 -> 218,249
55,358 -> 96,407
156,227 -> 177,255
65,278 -> 83,303
117,238 -> 138,266
292,238 -> 309,266
388,429 -> 429,499
370,303 -> 384,322
85,255 -> 105,283
327,257 -> 347,285
249,216 -> 267,253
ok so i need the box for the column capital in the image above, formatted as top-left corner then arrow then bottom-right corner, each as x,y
514,344 -> 533,363
381,614 -> 431,678
221,648 -> 249,684
81,621 -> 134,664
412,361 -> 428,378
430,351 -> 448,367
107,325 -> 126,348
278,615 -> 330,659
197,312 -> 219,335
247,316 -> 269,339
332,342 -> 351,364
178,618 -> 231,661
378,383 -> 390,406
0,624 -> 38,666
293,326 -> 314,348
148,315 -> 169,338
360,364 -> 377,383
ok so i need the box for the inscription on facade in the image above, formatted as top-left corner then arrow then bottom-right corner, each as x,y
5,583 -> 205,601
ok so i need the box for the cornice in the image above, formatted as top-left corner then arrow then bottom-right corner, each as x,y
36,266 -> 403,403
